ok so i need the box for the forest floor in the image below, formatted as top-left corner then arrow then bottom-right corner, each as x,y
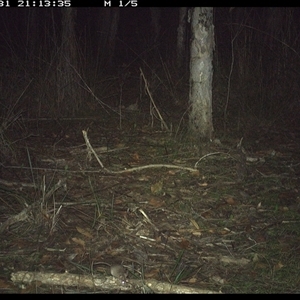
0,111 -> 300,294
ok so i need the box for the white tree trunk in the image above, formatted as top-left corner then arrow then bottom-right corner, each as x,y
189,7 -> 214,141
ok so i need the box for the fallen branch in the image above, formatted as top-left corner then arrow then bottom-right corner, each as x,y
82,130 -> 198,174
11,271 -> 220,294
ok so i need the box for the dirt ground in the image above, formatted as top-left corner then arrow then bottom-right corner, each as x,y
0,114 -> 300,293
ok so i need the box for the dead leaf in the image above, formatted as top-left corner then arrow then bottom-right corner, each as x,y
137,175 -> 150,181
178,239 -> 190,249
148,197 -> 165,208
187,277 -> 198,283
178,228 -> 202,236
219,229 -> 230,235
76,226 -> 93,239
145,268 -> 160,278
40,254 -> 52,264
116,143 -> 126,148
220,256 -> 250,265
274,261 -> 284,271
151,180 -> 163,194
191,230 -> 202,236
191,170 -> 200,176
97,146 -> 108,152
132,152 -> 140,162
71,237 -> 85,247
255,262 -> 268,270
225,197 -> 236,205
114,198 -> 124,205
190,219 -> 200,230
201,210 -> 212,218
198,182 -> 208,187
168,170 -> 179,175
173,159 -> 185,164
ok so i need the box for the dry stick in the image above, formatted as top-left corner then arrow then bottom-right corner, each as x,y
139,68 -> 170,132
82,130 -> 109,171
82,130 -> 197,174
0,178 -> 37,188
194,152 -> 224,168
10,270 -> 219,293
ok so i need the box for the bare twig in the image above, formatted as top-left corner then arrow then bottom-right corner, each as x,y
82,130 -> 197,174
194,152 -> 225,168
82,130 -> 109,171
139,68 -> 170,132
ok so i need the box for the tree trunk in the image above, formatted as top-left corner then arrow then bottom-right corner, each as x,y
26,8 -> 38,63
189,7 -> 214,142
57,8 -> 80,115
96,8 -> 111,70
107,8 -> 120,66
176,7 -> 188,71
150,7 -> 161,43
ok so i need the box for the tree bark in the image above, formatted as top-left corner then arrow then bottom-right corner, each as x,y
107,8 -> 120,66
57,8 -> 80,115
189,7 -> 214,142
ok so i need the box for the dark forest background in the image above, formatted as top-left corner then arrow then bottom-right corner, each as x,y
1,7 -> 300,133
